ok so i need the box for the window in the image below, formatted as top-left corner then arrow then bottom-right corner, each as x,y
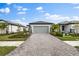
62,25 -> 64,31
70,29 -> 75,33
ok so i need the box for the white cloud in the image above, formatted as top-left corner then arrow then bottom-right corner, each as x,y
45,13 -> 50,16
16,6 -> 28,15
22,8 -> 28,11
44,13 -> 71,23
17,6 -> 23,11
45,13 -> 63,20
44,13 -> 79,23
74,6 -> 79,9
5,7 -> 10,13
71,16 -> 79,20
45,13 -> 62,20
36,6 -> 45,13
21,18 -> 26,21
6,3 -> 12,5
0,8 -> 4,13
17,6 -> 28,11
36,6 -> 43,11
0,7 -> 10,14
45,13 -> 70,20
11,19 -> 27,26
17,11 -> 26,14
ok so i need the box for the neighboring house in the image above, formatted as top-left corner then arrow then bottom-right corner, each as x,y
26,25 -> 29,31
59,21 -> 79,34
29,21 -> 53,33
0,19 -> 26,34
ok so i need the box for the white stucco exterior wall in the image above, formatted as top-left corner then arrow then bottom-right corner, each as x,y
0,20 -> 26,34
60,24 -> 79,33
8,25 -> 18,33
20,27 -> 24,31
12,25 -> 18,33
26,26 -> 29,31
8,25 -> 12,33
65,25 -> 71,33
0,28 -> 6,34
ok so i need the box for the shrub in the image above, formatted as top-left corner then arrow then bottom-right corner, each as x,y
0,34 -> 11,36
50,32 -> 63,37
8,32 -> 28,38
50,32 -> 57,36
56,32 -> 63,37
69,33 -> 76,37
69,33 -> 79,37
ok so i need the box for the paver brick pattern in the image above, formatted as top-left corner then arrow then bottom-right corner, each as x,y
7,34 -> 79,56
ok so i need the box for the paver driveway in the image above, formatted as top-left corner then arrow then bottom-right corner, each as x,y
7,34 -> 79,56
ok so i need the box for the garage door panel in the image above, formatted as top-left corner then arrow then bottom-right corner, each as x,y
33,26 -> 49,33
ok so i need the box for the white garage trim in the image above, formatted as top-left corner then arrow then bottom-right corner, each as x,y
31,25 -> 51,33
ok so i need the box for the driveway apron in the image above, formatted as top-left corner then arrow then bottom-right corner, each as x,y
7,34 -> 79,56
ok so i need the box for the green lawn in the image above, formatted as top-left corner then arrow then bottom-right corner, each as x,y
0,46 -> 16,56
57,36 -> 79,41
0,33 -> 30,41
50,32 -> 79,41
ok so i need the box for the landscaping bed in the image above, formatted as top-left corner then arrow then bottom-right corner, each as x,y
57,36 -> 79,41
0,32 -> 30,41
75,46 -> 79,52
0,46 -> 16,56
50,32 -> 79,41
75,46 -> 79,48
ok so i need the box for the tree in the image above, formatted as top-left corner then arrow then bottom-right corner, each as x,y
51,24 -> 60,32
0,22 -> 8,34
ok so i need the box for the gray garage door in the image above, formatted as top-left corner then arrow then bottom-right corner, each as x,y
33,26 -> 49,33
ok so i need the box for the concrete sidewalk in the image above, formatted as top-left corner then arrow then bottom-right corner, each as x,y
0,41 -> 24,46
64,41 -> 79,46
7,34 -> 79,56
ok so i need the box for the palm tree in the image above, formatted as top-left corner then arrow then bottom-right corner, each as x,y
0,22 -> 8,34
51,24 -> 60,32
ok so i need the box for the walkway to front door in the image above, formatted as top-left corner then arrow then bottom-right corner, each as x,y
7,34 -> 79,56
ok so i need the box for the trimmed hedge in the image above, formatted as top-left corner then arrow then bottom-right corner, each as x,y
69,33 -> 79,37
8,32 -> 29,38
50,32 -> 63,37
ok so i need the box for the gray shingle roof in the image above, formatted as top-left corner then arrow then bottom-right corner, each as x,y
59,20 -> 79,25
29,21 -> 53,24
0,19 -> 25,27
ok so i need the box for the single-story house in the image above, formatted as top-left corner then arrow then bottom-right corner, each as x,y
0,19 -> 26,34
26,25 -> 29,31
29,21 -> 53,33
59,21 -> 79,34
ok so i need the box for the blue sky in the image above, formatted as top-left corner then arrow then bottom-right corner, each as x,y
0,3 -> 79,25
